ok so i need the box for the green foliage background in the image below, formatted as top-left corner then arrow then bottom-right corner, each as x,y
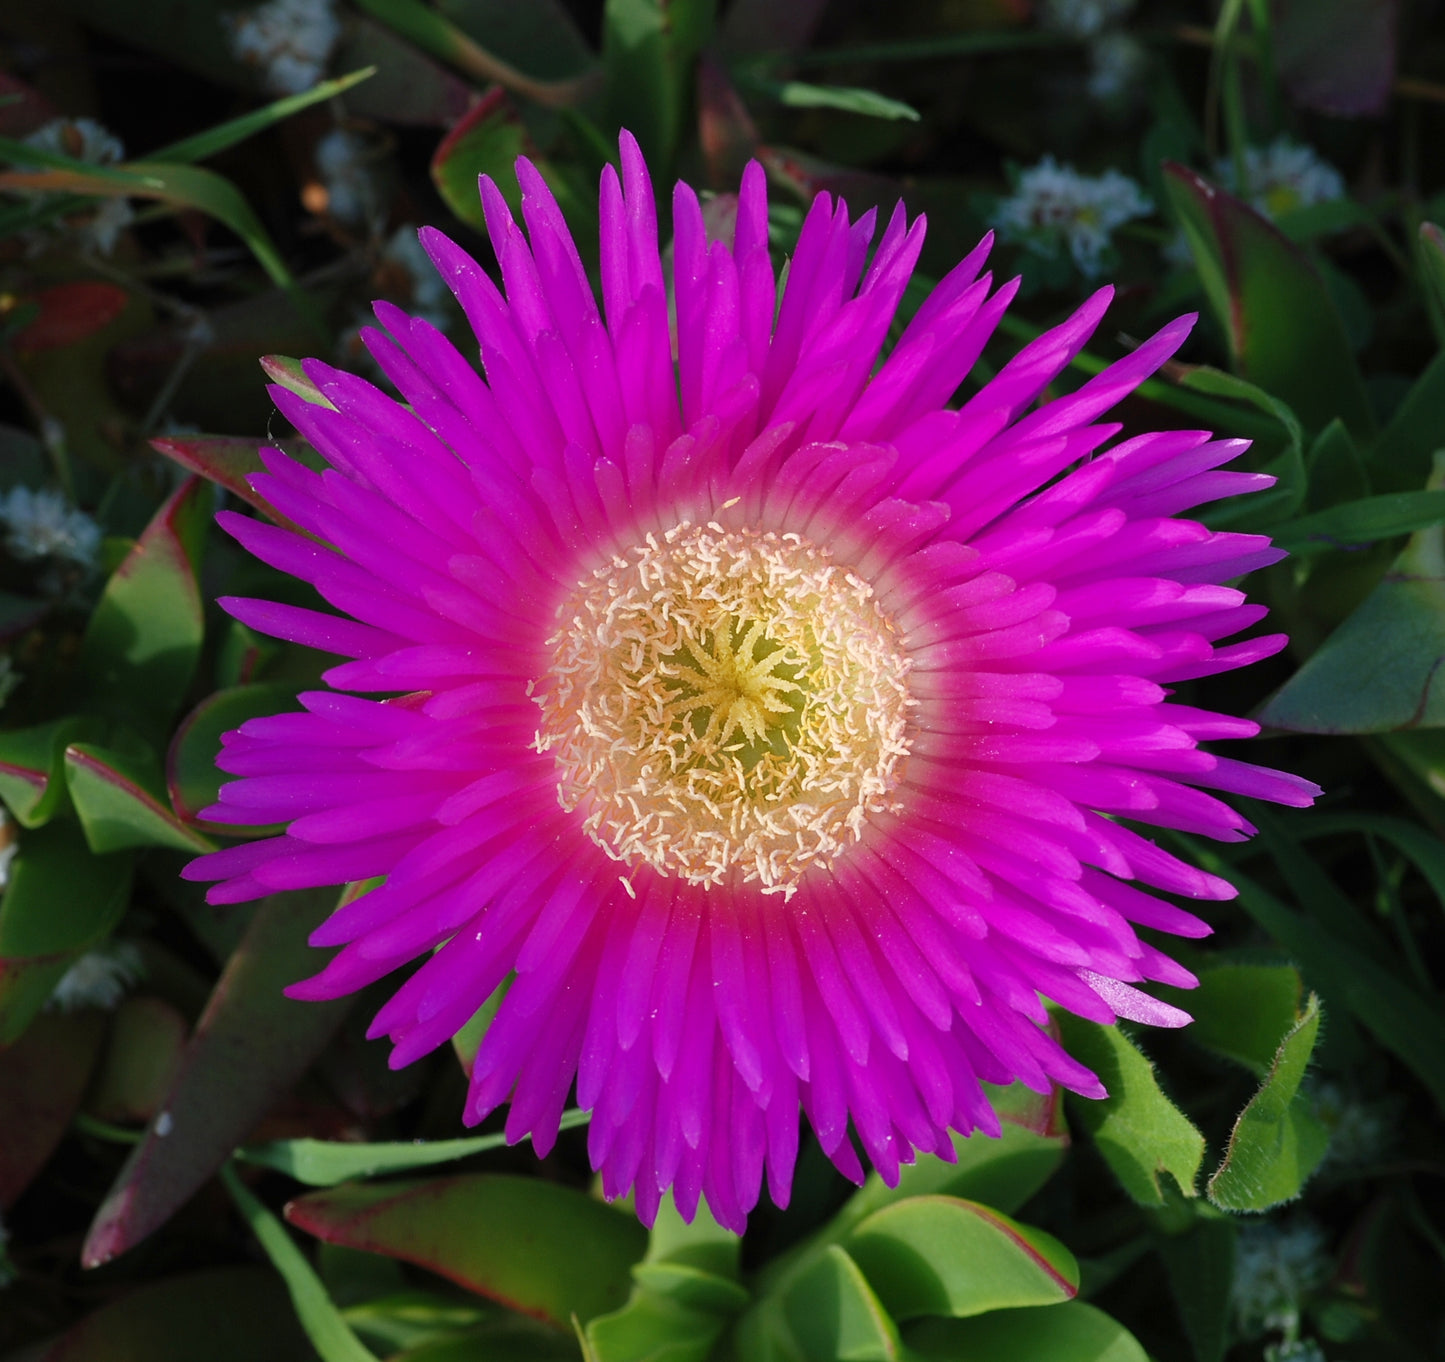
0,1 -> 1443,1360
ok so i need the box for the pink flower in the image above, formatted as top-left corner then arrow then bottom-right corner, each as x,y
184,133 -> 1318,1230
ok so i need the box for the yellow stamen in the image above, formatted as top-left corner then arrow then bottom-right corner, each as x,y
533,522 -> 914,894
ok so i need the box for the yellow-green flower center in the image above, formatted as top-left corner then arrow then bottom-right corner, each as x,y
533,522 -> 914,894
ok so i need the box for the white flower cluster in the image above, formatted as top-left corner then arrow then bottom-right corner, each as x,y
1216,137 -> 1346,220
1233,1219 -> 1331,1339
0,487 -> 100,569
992,155 -> 1153,278
1087,31 -> 1148,102
1039,0 -> 1134,38
315,128 -> 380,228
47,940 -> 144,1014
226,0 -> 340,95
21,118 -> 133,255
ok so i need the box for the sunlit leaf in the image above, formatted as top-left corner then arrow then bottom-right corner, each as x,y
0,716 -> 90,828
66,741 -> 214,854
1054,1016 -> 1205,1206
904,1300 -> 1148,1362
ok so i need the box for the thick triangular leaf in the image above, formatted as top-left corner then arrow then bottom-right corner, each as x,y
904,1300 -> 1148,1362
66,741 -> 214,854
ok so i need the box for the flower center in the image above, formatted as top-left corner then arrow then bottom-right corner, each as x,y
533,522 -> 914,894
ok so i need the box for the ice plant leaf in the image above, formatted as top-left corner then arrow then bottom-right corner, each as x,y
185,131 -> 1318,1230
1156,1217 -> 1236,1362
1273,490 -> 1445,555
1207,993 -> 1328,1211
80,475 -> 210,741
0,819 -> 133,1044
903,1300 -> 1149,1362
0,1009 -> 106,1207
150,434 -> 302,528
237,1109 -> 591,1185
81,888 -> 351,1267
1054,1017 -> 1206,1206
844,1196 -> 1078,1320
84,995 -> 189,1126
1162,161 -> 1375,438
65,741 -> 215,854
285,1174 -> 648,1330
167,683 -> 301,826
259,354 -> 337,408
430,89 -> 529,229
34,1266 -> 317,1362
1420,222 -> 1445,321
751,1244 -> 902,1362
0,716 -> 90,828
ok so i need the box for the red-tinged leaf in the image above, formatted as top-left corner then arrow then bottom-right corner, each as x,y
66,741 -> 215,854
85,995 -> 189,1125
431,88 -> 528,230
1274,0 -> 1397,117
0,71 -> 59,136
258,354 -> 336,408
167,683 -> 300,827
286,1174 -> 649,1330
149,435 -> 292,526
844,1196 -> 1078,1321
0,716 -> 91,828
81,888 -> 352,1267
1162,162 -> 1375,439
80,476 -> 210,739
0,1009 -> 106,1207
13,281 -> 130,352
40,1266 -> 316,1362
0,819 -> 133,1045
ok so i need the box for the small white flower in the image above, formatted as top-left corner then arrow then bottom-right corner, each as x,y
1267,1341 -> 1327,1362
1040,0 -> 1134,39
1215,137 -> 1346,220
1233,1219 -> 1331,1339
226,0 -> 340,95
47,941 -> 144,1013
1087,31 -> 1148,103
314,128 -> 379,228
21,118 -> 134,256
0,487 -> 101,569
992,155 -> 1153,278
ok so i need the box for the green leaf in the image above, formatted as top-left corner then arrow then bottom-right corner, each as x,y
603,0 -> 715,170
430,88 -> 531,230
903,1300 -> 1149,1362
1053,1016 -> 1206,1206
81,889 -> 353,1267
66,741 -> 214,854
150,68 -> 378,165
1259,464 -> 1445,734
166,683 -> 300,826
0,1008 -> 106,1207
435,0 -> 598,82
1295,811 -> 1445,921
0,819 -> 133,1044
149,434 -> 299,528
259,354 -> 337,409
585,1290 -> 730,1362
221,1163 -> 382,1362
1162,161 -> 1375,439
84,995 -> 189,1126
286,1175 -> 648,1330
238,1110 -> 592,1185
1157,1216 -> 1236,1362
32,1265 -> 318,1362
1304,417 -> 1370,511
1180,839 -> 1445,1113
775,1244 -> 902,1362
844,1196 -> 1077,1321
80,476 -> 210,741
1372,349 -> 1445,494
1420,222 -> 1445,328
1274,490 -> 1445,555
0,716 -> 90,828
1208,994 -> 1329,1211
1176,963 -> 1304,1075
743,76 -> 920,121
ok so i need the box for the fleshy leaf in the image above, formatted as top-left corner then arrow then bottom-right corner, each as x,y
1259,465 -> 1445,733
167,683 -> 301,826
1421,222 -> 1445,323
85,995 -> 189,1125
1157,1217 -> 1237,1362
80,475 -> 210,740
259,354 -> 337,408
238,1109 -> 591,1185
38,1266 -> 319,1362
0,819 -> 133,1044
844,1196 -> 1078,1321
1054,1015 -> 1206,1205
430,88 -> 530,230
66,741 -> 214,854
753,1244 -> 902,1362
1162,161 -> 1375,438
0,1008 -> 106,1207
1207,993 -> 1329,1211
13,280 -> 130,351
286,1174 -> 648,1330
0,716 -> 90,828
904,1300 -> 1149,1362
150,434 -> 301,528
81,888 -> 352,1266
